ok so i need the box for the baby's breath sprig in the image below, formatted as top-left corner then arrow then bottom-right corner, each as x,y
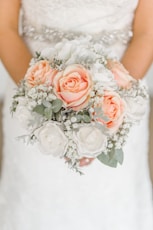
49,58 -> 66,70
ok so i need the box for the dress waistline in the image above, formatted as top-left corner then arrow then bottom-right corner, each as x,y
22,21 -> 133,46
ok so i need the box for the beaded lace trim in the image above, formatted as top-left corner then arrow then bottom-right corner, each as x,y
22,23 -> 133,45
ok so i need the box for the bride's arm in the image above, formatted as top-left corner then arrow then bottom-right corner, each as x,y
0,0 -> 32,83
121,0 -> 153,79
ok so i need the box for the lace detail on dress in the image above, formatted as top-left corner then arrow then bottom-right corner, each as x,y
21,0 -> 139,36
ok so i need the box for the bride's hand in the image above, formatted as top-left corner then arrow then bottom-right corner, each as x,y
65,157 -> 94,167
79,157 -> 94,167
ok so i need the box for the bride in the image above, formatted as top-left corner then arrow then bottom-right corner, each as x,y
0,0 -> 153,229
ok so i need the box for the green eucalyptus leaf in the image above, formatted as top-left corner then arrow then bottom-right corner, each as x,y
33,104 -> 45,115
109,148 -> 115,159
44,107 -> 53,120
97,152 -> 118,168
76,114 -> 82,122
83,110 -> 90,115
52,99 -> 63,113
42,100 -> 52,108
114,149 -> 124,165
82,114 -> 91,123
55,111 -> 62,121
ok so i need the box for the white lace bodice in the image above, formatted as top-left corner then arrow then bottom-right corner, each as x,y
21,0 -> 138,33
21,0 -> 139,58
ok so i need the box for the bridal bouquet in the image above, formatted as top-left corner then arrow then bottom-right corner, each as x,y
11,38 -> 148,173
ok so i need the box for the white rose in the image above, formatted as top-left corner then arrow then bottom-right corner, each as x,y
57,42 -> 75,60
35,122 -> 68,156
91,63 -> 117,88
125,96 -> 148,121
74,125 -> 107,158
41,47 -> 57,60
77,48 -> 97,63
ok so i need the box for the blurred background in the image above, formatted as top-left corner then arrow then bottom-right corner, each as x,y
0,61 -> 153,184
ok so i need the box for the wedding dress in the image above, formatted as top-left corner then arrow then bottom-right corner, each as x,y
0,0 -> 153,229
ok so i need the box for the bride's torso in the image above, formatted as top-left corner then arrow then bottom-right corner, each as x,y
21,0 -> 138,32
21,0 -> 139,58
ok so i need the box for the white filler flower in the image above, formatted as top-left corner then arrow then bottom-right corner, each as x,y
14,97 -> 33,129
35,122 -> 68,156
74,125 -> 107,158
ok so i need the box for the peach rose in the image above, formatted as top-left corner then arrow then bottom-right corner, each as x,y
25,60 -> 58,87
96,91 -> 125,133
53,64 -> 92,111
107,60 -> 133,89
